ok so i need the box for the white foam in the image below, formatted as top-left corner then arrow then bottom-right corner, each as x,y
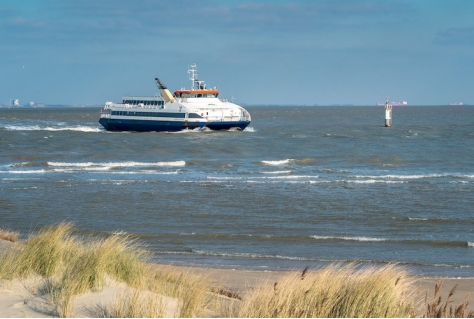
340,179 -> 406,184
311,235 -> 387,242
51,167 -> 108,172
191,250 -> 311,261
1,169 -> 46,174
4,125 -> 41,131
1,177 -> 42,181
468,242 -> 474,248
102,170 -> 180,175
169,128 -> 202,134
47,161 -> 186,168
4,125 -> 101,132
354,174 -> 446,179
255,175 -> 316,179
261,170 -> 292,174
207,176 -> 242,180
261,159 -> 292,165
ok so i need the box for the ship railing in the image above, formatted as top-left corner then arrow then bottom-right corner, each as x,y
207,115 -> 246,122
113,104 -> 159,109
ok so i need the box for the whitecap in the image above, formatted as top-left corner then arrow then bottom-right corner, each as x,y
311,235 -> 387,242
256,175 -> 316,179
47,161 -> 186,168
340,179 -> 406,184
261,159 -> 292,165
261,170 -> 292,174
3,169 -> 46,174
354,174 -> 446,179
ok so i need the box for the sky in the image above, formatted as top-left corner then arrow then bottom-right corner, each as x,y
1,0 -> 474,106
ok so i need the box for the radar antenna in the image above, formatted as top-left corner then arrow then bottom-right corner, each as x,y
188,63 -> 206,89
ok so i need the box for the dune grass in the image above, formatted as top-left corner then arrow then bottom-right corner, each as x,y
96,289 -> 167,318
0,228 -> 20,242
222,264 -> 418,318
1,224 -> 472,318
423,279 -> 474,318
0,223 -> 210,318
142,265 -> 207,317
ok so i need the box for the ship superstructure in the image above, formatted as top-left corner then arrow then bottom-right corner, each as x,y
99,64 -> 251,132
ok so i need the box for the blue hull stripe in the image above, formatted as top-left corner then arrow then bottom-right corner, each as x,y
99,118 -> 250,132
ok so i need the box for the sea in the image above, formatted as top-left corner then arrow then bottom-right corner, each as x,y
1,105 -> 473,278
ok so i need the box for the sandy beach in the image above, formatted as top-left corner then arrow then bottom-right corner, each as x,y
1,238 -> 473,317
160,264 -> 474,316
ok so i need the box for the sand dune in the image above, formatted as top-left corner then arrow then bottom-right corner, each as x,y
1,238 -> 473,317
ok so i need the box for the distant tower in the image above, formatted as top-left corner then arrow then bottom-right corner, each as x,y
384,97 -> 392,127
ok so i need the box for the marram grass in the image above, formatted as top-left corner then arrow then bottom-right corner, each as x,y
0,228 -> 20,242
1,223 -> 473,318
224,264 -> 418,318
95,289 -> 168,318
0,223 -> 209,318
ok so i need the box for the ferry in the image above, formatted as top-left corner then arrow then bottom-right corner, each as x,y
99,64 -> 251,132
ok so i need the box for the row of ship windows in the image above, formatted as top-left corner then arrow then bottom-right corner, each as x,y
111,111 -> 202,118
174,93 -> 218,98
122,100 -> 164,106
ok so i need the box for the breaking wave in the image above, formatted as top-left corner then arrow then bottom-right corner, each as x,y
310,235 -> 473,248
47,161 -> 186,167
311,235 -> 387,242
261,159 -> 293,165
4,125 -> 101,132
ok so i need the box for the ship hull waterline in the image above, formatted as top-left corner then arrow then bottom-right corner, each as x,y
99,118 -> 250,132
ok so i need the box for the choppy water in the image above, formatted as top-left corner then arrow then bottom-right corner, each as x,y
1,105 -> 473,277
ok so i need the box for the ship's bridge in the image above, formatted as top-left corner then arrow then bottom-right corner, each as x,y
173,89 -> 219,98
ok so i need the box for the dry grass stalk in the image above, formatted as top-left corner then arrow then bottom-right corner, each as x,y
211,288 -> 243,300
99,289 -> 167,318
224,264 -> 417,318
0,223 -> 210,318
145,265 -> 210,317
0,228 -> 20,242
7,224 -> 474,318
423,279 -> 474,318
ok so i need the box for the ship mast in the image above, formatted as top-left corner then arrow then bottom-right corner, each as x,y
188,63 -> 206,90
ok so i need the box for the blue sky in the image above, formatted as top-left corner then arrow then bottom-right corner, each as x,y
1,0 -> 474,106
